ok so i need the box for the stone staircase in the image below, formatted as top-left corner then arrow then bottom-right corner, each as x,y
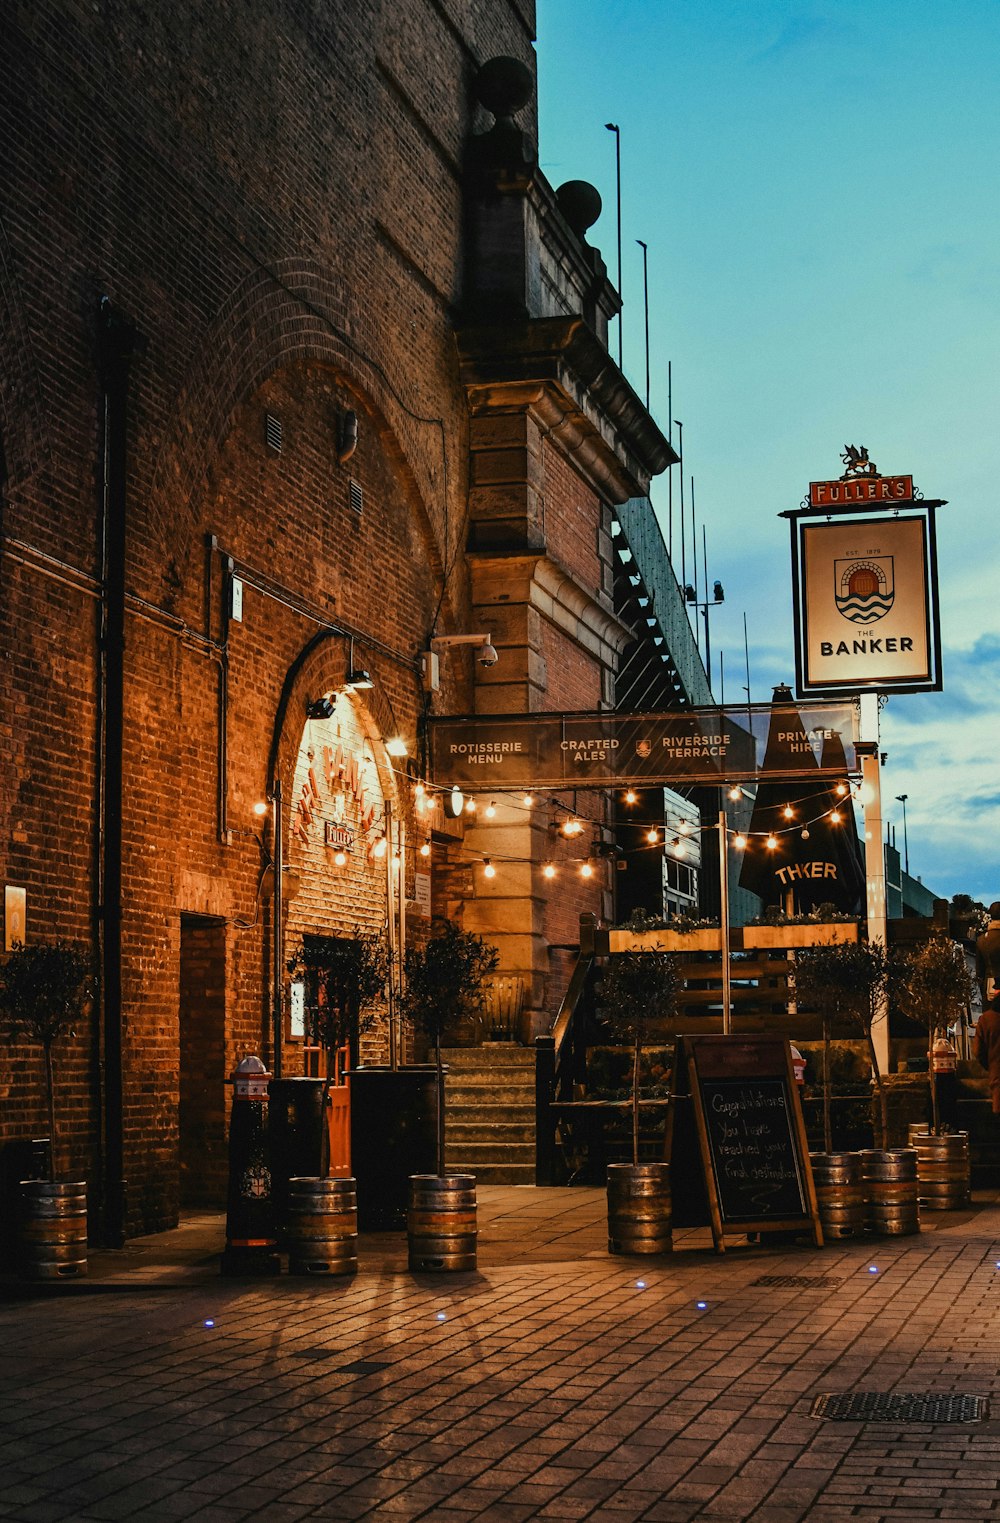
442,1045 -> 536,1184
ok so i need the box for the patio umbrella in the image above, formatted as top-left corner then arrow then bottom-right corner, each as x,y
738,686 -> 866,915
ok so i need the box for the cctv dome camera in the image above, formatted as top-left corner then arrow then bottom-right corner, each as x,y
477,641 -> 499,668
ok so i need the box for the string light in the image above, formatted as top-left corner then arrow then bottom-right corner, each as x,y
672,838 -> 685,857
386,736 -> 408,758
782,804 -> 795,820
835,781 -> 849,796
728,785 -> 743,801
580,861 -> 594,878
450,786 -> 464,817
334,850 -> 347,867
483,858 -> 496,879
646,827 -> 659,845
801,828 -> 810,840
373,834 -> 388,858
624,789 -> 637,805
522,793 -> 534,808
765,834 -> 778,850
543,862 -> 556,878
485,800 -> 497,819
562,818 -> 584,837
253,800 -> 269,817
419,837 -> 431,857
829,809 -> 842,824
734,834 -> 747,850
465,798 -> 477,815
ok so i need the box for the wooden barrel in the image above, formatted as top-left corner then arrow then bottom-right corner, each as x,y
907,1128 -> 971,1210
607,1163 -> 672,1255
19,1180 -> 88,1281
861,1148 -> 919,1236
407,1174 -> 477,1272
286,1176 -> 357,1276
809,1151 -> 865,1239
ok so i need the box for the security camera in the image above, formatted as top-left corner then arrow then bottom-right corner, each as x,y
477,640 -> 499,668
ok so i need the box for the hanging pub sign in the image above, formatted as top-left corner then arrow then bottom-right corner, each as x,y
429,699 -> 858,790
786,447 -> 943,699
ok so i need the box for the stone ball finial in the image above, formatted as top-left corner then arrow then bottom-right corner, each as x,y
556,180 -> 603,237
474,56 -> 534,120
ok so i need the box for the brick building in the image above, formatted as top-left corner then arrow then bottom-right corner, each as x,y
1,0 -> 689,1238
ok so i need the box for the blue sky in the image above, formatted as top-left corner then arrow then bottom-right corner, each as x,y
536,0 -> 1000,905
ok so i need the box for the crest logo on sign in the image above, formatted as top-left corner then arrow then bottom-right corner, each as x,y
835,557 -> 894,625
635,738 -> 652,759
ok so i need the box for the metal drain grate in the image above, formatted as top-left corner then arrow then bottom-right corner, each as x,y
752,1275 -> 844,1289
813,1392 -> 988,1423
337,1359 -> 389,1376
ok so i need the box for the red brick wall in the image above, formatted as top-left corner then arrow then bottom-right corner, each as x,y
1,0 -> 538,1234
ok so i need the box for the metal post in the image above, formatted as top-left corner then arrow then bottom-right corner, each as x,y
272,778 -> 284,1078
895,793 -> 910,875
385,799 -> 397,1070
859,692 -> 889,1073
605,122 -> 622,368
719,808 -> 732,1035
637,238 -> 650,408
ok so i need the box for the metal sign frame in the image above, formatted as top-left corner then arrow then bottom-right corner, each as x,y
784,497 -> 944,700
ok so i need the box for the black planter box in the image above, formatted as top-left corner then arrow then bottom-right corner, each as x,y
350,1067 -> 440,1230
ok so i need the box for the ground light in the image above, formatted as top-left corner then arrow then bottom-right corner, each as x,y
868,1265 -> 879,1275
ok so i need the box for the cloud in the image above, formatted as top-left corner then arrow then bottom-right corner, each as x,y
753,15 -> 850,62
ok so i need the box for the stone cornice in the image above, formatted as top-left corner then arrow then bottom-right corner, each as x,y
456,316 -> 677,502
469,548 -> 634,664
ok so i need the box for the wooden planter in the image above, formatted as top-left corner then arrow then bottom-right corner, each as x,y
743,922 -> 859,951
609,928 -> 722,955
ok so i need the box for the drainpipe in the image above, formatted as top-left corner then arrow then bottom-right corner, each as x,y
96,297 -> 138,1248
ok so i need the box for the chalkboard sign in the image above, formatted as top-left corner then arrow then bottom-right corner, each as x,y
669,1035 -> 821,1252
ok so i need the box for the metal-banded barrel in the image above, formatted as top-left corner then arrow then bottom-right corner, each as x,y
407,1174 -> 477,1272
19,1180 -> 88,1281
809,1151 -> 866,1239
607,1162 -> 672,1256
861,1148 -> 920,1236
286,1176 -> 357,1275
907,1128 -> 971,1210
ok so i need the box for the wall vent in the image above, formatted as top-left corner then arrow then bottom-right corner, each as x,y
265,413 -> 283,454
349,479 -> 363,515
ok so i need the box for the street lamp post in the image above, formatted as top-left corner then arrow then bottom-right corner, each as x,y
895,793 -> 910,875
605,122 -> 622,368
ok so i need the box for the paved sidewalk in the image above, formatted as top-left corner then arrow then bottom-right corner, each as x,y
3,1187 -> 1000,1522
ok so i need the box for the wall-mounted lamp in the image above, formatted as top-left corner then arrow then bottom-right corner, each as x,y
386,736 -> 408,758
337,409 -> 358,465
421,632 -> 499,692
306,695 -> 336,720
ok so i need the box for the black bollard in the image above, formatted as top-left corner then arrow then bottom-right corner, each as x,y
220,1056 -> 281,1276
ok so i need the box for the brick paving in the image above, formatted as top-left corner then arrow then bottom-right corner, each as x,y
2,1188 -> 1000,1521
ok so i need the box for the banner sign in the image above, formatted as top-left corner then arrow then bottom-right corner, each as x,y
430,701 -> 858,790
792,511 -> 941,696
809,474 -> 912,509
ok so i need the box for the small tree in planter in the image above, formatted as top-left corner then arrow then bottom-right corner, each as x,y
597,918 -> 680,1166
0,941 -> 92,1183
898,935 -> 976,1134
399,921 -> 499,1174
286,930 -> 387,1178
795,939 -> 893,1150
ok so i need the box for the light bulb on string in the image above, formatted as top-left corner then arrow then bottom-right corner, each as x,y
646,827 -> 659,845
483,858 -> 496,879
624,789 -> 637,805
728,785 -> 742,801
450,786 -> 464,817
373,834 -> 388,858
580,860 -> 594,879
419,838 -> 431,858
543,862 -> 556,879
782,804 -> 795,820
672,837 -> 684,858
522,793 -> 534,809
334,850 -> 347,867
464,798 -> 477,815
562,818 -> 584,837
800,828 -> 810,841
485,800 -> 497,819
829,810 -> 842,825
766,834 -> 778,850
835,781 -> 849,796
734,834 -> 747,850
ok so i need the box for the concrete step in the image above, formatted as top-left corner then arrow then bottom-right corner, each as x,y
446,1083 -> 534,1105
446,1103 -> 535,1124
446,1121 -> 534,1144
444,1162 -> 537,1185
441,1046 -> 535,1071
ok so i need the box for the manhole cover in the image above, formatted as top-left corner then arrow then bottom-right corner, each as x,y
751,1275 -> 844,1289
813,1392 -> 988,1423
336,1359 -> 390,1376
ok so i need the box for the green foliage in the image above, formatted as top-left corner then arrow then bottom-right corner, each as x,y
794,939 -> 892,1029
597,912 -> 679,1165
286,930 -> 386,1055
754,901 -> 854,926
898,935 -> 976,1033
0,941 -> 92,1048
400,922 -> 499,1042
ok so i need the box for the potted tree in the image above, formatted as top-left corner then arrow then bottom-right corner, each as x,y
597,912 -> 679,1255
898,935 -> 976,1209
282,930 -> 386,1273
795,939 -> 893,1151
0,940 -> 92,1280
398,921 -> 498,1270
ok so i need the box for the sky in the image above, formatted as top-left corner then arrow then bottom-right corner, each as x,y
535,0 -> 1000,906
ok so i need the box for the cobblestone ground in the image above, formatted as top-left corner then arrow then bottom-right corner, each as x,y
2,1189 -> 1000,1522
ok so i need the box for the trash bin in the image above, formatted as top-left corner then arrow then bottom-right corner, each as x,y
267,1077 -> 325,1243
350,1067 -> 439,1230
